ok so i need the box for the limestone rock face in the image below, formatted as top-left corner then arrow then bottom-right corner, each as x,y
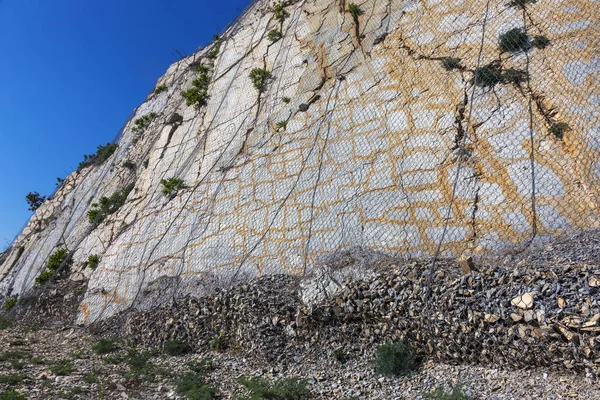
1,0 -> 599,324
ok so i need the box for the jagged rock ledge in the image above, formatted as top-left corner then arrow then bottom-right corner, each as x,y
99,252 -> 600,378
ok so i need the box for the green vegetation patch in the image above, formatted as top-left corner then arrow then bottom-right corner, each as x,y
550,122 -> 570,139
532,35 -> 550,49
154,85 -> 167,94
249,68 -> 271,92
267,29 -> 283,42
0,374 -> 28,385
175,372 -> 217,400
51,359 -> 73,376
182,65 -> 211,107
375,341 -> 416,377
25,192 -> 46,212
237,376 -> 310,400
427,385 -> 471,400
208,35 -> 223,60
0,317 -> 12,331
347,3 -> 364,20
273,1 -> 289,23
499,28 -> 529,53
163,339 -> 191,356
88,254 -> 100,270
78,143 -> 118,170
3,297 -> 17,313
502,68 -> 528,85
92,338 -> 118,355
132,112 -> 157,133
161,177 -> 187,197
471,64 -> 503,87
441,57 -> 462,71
87,183 -> 134,226
0,389 -> 26,400
35,248 -> 71,285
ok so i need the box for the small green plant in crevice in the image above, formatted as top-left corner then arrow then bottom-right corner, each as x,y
502,68 -> 528,85
92,338 -> 118,355
175,371 -> 217,400
208,34 -> 223,60
276,120 -> 288,130
78,143 -> 118,170
498,27 -> 529,53
161,177 -> 187,197
132,112 -> 158,133
375,341 -> 416,377
123,160 -> 136,170
209,331 -> 229,351
0,388 -> 26,400
154,85 -> 167,95
25,192 -> 46,212
550,122 -> 570,139
507,0 -> 536,9
426,384 -> 471,400
163,339 -> 191,356
51,359 -> 73,376
282,97 -> 290,103
182,64 -> 211,107
273,1 -> 289,24
471,63 -> 503,87
35,248 -> 71,285
87,183 -> 134,226
3,297 -> 17,313
532,35 -> 550,49
88,254 -> 100,270
267,29 -> 283,42
237,376 -> 311,400
0,316 -> 12,330
441,57 -> 462,71
249,67 -> 271,92
347,2 -> 364,20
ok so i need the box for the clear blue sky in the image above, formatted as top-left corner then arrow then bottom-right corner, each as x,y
0,0 -> 250,249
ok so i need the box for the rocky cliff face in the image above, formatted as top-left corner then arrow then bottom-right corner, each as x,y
1,0 -> 598,324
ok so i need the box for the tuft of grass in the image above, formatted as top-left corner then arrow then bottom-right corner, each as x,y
550,122 -> 570,139
0,389 -> 26,400
88,254 -> 100,270
87,183 -> 134,226
282,97 -> 290,103
35,248 -> 71,285
126,349 -> 156,374
347,3 -> 364,20
471,64 -> 503,87
249,68 -> 271,92
0,351 -> 26,361
532,35 -> 550,49
92,338 -> 118,355
51,359 -> 73,376
375,341 -> 416,377
502,68 -> 528,85
267,29 -> 282,42
160,178 -> 187,197
3,297 -> 17,313
498,28 -> 529,53
427,385 -> 471,400
441,57 -> 462,71
154,85 -> 167,94
237,376 -> 310,400
163,339 -> 191,356
175,372 -> 217,400
83,373 -> 98,383
276,120 -> 288,130
0,374 -> 28,385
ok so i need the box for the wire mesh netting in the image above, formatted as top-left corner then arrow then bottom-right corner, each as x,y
1,0 -> 599,325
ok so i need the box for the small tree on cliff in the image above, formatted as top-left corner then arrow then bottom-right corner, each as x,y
26,192 -> 46,212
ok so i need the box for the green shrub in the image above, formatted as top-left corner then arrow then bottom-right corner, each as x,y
56,177 -> 64,188
35,248 -> 71,285
163,339 -> 191,356
51,360 -> 73,376
427,385 -> 471,400
92,338 -> 118,355
276,120 -> 287,130
282,97 -> 290,103
209,332 -> 229,351
499,28 -> 529,53
550,122 -> 570,139
471,64 -> 503,87
175,372 -> 217,400
0,374 -> 28,385
182,65 -> 211,107
507,0 -> 536,9
123,160 -> 135,169
441,57 -> 462,71
88,254 -> 100,270
267,29 -> 282,42
0,317 -> 11,330
161,178 -> 187,197
532,35 -> 550,49
78,143 -> 118,170
0,351 -> 25,361
273,1 -> 289,23
87,183 -> 134,225
83,373 -> 98,383
186,358 -> 214,374
154,85 -> 167,94
25,192 -> 46,211
347,3 -> 364,20
0,389 -> 26,400
208,35 -> 222,60
3,297 -> 17,313
502,68 -> 528,84
249,68 -> 271,92
132,112 -> 157,133
375,341 -> 416,377
237,376 -> 310,400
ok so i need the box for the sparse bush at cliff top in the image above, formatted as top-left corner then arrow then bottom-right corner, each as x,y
78,143 -> 118,170
154,85 -> 167,94
25,192 -> 46,212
